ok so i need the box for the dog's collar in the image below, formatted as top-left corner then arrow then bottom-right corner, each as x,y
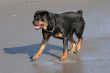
44,28 -> 55,35
47,24 -> 55,35
50,31 -> 55,35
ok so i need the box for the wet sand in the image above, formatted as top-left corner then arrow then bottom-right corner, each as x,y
0,0 -> 110,73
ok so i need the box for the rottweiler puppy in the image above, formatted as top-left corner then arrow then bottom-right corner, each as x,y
31,10 -> 85,61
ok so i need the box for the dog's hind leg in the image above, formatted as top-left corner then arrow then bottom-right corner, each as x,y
60,36 -> 68,61
75,21 -> 85,53
68,32 -> 77,54
76,37 -> 83,53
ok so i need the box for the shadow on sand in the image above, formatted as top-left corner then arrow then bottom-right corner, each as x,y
3,44 -> 63,59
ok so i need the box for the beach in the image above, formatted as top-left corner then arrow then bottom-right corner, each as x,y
0,0 -> 110,73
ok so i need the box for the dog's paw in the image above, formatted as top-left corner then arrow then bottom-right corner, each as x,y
30,57 -> 36,61
59,56 -> 67,61
68,49 -> 78,55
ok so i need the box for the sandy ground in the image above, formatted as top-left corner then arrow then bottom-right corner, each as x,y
0,0 -> 110,73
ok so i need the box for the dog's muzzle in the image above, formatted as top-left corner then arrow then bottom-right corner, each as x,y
33,21 -> 44,30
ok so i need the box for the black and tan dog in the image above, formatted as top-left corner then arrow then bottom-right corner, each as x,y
31,10 -> 85,61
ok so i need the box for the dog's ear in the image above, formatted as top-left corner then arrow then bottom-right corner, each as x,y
34,10 -> 48,19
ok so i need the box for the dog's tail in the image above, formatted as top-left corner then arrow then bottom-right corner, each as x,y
76,10 -> 83,15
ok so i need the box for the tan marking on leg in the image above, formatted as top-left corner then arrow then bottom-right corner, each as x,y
77,37 -> 83,52
32,31 -> 50,61
33,43 -> 46,60
68,32 -> 76,54
54,33 -> 63,38
60,50 -> 67,61
68,43 -> 76,54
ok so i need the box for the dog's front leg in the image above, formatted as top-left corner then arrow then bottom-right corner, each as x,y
32,40 -> 47,61
31,33 -> 50,61
60,36 -> 68,61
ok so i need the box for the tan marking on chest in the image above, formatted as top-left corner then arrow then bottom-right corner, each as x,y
54,33 -> 63,38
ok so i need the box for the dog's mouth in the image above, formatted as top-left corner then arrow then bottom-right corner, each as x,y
34,24 -> 43,30
34,21 -> 44,30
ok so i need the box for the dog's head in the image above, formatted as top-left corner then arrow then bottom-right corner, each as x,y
33,10 -> 54,31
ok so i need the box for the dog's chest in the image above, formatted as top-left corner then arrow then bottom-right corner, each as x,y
52,32 -> 63,39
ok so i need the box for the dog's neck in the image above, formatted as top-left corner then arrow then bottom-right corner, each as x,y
44,24 -> 55,34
